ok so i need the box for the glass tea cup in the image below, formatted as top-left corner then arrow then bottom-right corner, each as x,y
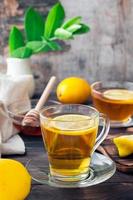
91,81 -> 133,127
40,104 -> 110,183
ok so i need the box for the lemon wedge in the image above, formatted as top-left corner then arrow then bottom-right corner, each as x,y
113,135 -> 133,157
103,89 -> 133,101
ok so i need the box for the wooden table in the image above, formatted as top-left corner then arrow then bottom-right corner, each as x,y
6,129 -> 133,200
5,94 -> 133,200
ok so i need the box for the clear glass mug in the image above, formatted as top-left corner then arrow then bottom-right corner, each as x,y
91,81 -> 133,126
40,104 -> 110,182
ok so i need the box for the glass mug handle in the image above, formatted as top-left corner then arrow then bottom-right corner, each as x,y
92,113 -> 110,154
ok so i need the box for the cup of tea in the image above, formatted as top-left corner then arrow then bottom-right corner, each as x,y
40,104 -> 110,182
91,81 -> 133,126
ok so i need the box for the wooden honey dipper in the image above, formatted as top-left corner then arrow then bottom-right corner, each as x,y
22,76 -> 56,126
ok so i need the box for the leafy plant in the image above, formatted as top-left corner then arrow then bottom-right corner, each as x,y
9,26 -> 25,53
11,47 -> 32,58
44,2 -> 65,39
25,7 -> 44,41
8,1 -> 90,59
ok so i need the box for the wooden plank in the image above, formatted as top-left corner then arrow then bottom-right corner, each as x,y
28,182 -> 133,200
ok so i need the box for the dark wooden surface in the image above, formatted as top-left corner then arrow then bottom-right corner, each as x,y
6,127 -> 133,200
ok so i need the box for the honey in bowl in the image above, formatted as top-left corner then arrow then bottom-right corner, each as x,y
13,121 -> 41,136
41,114 -> 98,178
92,88 -> 133,122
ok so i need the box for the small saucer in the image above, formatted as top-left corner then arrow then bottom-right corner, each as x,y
110,117 -> 133,128
27,152 -> 116,188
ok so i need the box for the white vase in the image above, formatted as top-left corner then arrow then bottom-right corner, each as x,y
6,58 -> 35,97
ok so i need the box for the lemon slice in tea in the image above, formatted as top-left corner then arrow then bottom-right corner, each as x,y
103,89 -> 133,101
52,114 -> 95,133
54,114 -> 89,122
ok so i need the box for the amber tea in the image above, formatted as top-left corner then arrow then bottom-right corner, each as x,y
40,104 -> 110,182
92,83 -> 133,122
41,114 -> 98,179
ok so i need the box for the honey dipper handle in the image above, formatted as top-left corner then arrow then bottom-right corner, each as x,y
35,76 -> 56,111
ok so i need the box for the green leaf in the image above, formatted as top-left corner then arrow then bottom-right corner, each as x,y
43,38 -> 62,51
62,16 -> 81,29
25,7 -> 44,41
44,2 -> 65,39
39,45 -> 51,52
26,41 -> 46,53
66,24 -> 81,33
9,26 -> 25,54
54,28 -> 72,40
11,47 -> 32,58
73,23 -> 90,34
47,41 -> 62,51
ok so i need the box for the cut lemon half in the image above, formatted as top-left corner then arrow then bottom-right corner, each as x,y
48,114 -> 97,135
113,135 -> 133,157
103,89 -> 133,101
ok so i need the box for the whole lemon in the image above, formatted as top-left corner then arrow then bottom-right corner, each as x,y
0,159 -> 31,200
56,77 -> 91,103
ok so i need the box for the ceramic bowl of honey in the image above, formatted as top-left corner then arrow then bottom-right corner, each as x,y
7,99 -> 60,136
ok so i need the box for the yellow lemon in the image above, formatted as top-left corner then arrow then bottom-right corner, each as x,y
56,77 -> 91,103
0,159 -> 31,200
113,135 -> 133,157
